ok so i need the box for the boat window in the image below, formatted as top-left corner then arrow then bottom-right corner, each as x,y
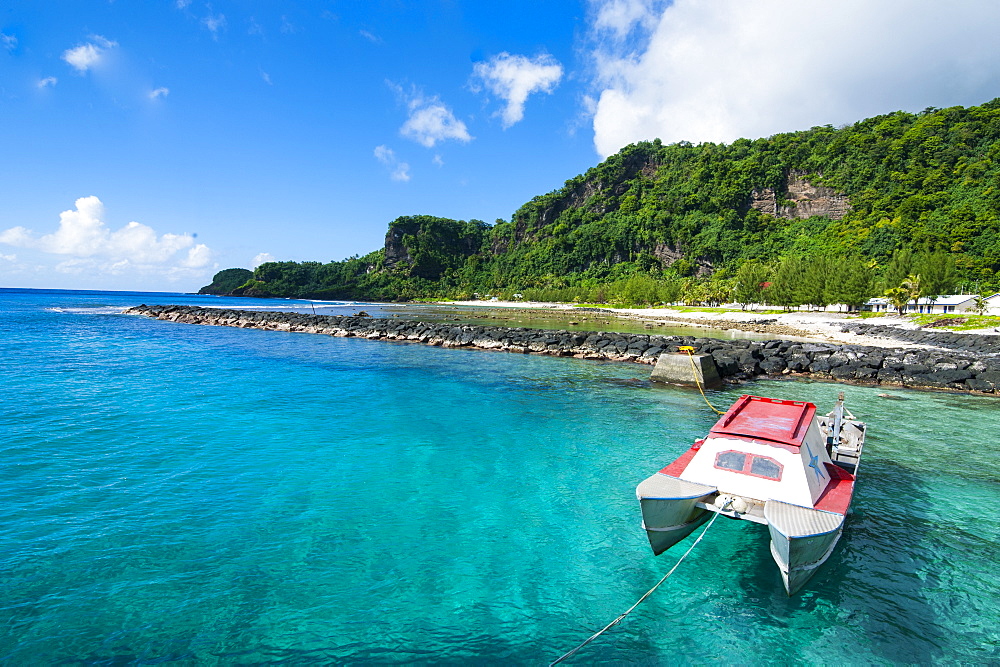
714,450 -> 783,480
715,451 -> 746,471
750,456 -> 782,480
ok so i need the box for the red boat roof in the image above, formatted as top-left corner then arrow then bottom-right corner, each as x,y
708,395 -> 816,450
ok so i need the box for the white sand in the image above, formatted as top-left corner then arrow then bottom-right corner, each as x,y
440,300 -> 930,349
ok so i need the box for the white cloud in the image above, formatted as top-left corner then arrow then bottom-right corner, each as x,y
374,145 -> 411,182
183,244 -> 213,268
0,253 -> 15,262
0,196 -> 213,277
149,87 -> 169,99
260,70 -> 272,85
588,0 -> 1000,157
252,252 -> 275,268
472,52 -> 563,128
37,77 -> 58,89
176,0 -> 192,8
62,36 -> 117,73
360,30 -> 382,44
1,32 -> 16,51
401,104 -> 472,147
203,13 -> 227,37
591,0 -> 660,40
432,154 -> 444,167
391,83 -> 472,148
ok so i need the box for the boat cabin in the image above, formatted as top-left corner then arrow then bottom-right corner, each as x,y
664,396 -> 834,511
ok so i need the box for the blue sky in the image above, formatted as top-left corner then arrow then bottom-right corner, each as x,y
3,0 -> 1000,292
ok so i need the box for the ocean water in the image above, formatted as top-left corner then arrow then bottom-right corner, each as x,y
1,288 -> 998,664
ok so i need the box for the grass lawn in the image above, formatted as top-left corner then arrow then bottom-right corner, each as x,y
909,314 -> 1000,330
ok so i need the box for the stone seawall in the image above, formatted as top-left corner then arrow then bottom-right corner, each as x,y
841,321 -> 1000,354
124,305 -> 1000,394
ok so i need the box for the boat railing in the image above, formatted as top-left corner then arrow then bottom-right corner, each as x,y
822,419 -> 865,474
818,393 -> 866,475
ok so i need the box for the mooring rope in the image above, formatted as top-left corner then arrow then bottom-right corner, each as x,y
679,346 -> 724,415
549,505 -> 727,665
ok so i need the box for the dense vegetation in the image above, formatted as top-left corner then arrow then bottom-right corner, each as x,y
198,268 -> 253,295
205,99 -> 1000,306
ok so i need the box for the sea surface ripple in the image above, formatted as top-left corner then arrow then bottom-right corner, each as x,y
1,288 -> 998,663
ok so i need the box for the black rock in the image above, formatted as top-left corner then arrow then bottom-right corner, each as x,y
786,354 -> 811,372
760,358 -> 787,374
926,369 -> 975,384
830,364 -> 859,379
966,378 -> 995,392
809,359 -> 832,373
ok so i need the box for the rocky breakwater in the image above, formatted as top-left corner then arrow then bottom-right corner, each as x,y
123,305 -> 1000,394
841,321 -> 1000,355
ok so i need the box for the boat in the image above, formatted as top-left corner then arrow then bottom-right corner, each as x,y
636,392 -> 866,595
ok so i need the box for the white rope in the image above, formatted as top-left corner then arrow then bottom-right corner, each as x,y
549,505 -> 727,665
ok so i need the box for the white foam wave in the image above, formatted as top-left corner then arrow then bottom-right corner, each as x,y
46,306 -> 125,315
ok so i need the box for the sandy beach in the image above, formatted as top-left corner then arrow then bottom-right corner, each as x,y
440,301 -> 939,349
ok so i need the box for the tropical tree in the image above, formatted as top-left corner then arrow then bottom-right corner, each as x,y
199,268 -> 253,295
914,250 -> 958,303
733,261 -> 770,310
824,258 -> 877,311
767,257 -> 807,310
800,257 -> 830,310
884,273 -> 922,315
881,249 -> 914,292
884,287 -> 912,316
902,273 -> 922,301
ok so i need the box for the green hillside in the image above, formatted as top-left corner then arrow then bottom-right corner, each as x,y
206,98 -> 1000,305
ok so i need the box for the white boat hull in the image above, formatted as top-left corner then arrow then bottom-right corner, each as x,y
764,500 -> 845,595
636,393 -> 865,595
636,474 -> 716,555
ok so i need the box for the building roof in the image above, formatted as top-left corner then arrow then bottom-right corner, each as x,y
865,294 -> 980,306
911,294 -> 977,306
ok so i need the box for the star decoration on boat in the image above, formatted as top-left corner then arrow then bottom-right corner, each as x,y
806,444 -> 823,479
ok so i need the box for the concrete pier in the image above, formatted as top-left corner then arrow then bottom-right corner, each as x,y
650,352 -> 722,389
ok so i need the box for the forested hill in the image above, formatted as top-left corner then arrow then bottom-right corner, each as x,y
203,98 -> 1000,304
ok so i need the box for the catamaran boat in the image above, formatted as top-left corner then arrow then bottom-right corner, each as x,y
637,393 -> 866,595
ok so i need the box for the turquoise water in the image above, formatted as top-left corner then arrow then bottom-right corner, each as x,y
1,288 -> 998,663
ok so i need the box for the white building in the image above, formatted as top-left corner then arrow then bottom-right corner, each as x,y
863,294 -> 986,314
863,297 -> 891,313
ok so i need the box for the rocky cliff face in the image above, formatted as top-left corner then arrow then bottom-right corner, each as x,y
382,222 -> 413,271
751,171 -> 851,220
381,215 -> 487,279
652,244 -> 714,275
498,145 -> 661,252
387,148 -> 851,281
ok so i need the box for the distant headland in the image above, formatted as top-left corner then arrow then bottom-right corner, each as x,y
200,99 -> 1000,313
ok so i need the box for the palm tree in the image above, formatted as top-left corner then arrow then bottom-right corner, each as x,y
884,287 -> 912,316
884,273 -> 922,316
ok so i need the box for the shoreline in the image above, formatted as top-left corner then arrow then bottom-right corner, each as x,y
125,304 -> 1000,395
438,300 -> 1000,350
437,301 -> 898,347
